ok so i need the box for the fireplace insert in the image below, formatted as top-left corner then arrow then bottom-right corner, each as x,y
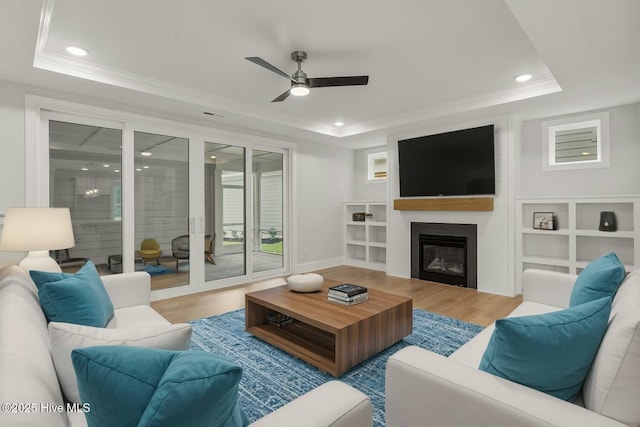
410,222 -> 477,289
419,234 -> 467,286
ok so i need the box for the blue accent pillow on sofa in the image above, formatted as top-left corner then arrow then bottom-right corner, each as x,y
72,346 -> 248,427
569,252 -> 626,306
479,296 -> 612,401
30,261 -> 114,327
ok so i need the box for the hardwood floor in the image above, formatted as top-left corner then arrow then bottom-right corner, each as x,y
151,265 -> 522,327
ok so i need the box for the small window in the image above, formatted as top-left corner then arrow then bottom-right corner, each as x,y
367,151 -> 387,181
542,112 -> 609,171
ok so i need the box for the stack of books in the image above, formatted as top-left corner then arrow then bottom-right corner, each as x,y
267,312 -> 293,327
328,284 -> 368,306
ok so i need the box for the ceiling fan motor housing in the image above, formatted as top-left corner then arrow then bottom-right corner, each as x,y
292,70 -> 308,84
291,51 -> 308,84
291,50 -> 307,62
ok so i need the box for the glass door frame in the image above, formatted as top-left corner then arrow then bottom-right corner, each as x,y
26,95 -> 292,300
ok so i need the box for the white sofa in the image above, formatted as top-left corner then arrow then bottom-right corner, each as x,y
386,268 -> 640,427
0,264 -> 372,427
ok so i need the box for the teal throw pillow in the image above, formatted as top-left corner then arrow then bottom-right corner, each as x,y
479,296 -> 612,401
72,346 -> 248,427
570,252 -> 625,306
31,261 -> 114,327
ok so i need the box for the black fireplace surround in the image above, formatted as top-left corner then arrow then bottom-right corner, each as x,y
411,222 -> 477,289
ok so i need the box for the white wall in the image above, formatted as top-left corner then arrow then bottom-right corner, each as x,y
385,116 -> 515,296
352,146 -> 387,201
519,103 -> 640,197
0,81 -> 28,267
0,81 -> 26,207
293,141 -> 354,271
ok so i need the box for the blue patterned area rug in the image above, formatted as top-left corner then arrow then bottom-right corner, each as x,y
190,308 -> 483,426
142,265 -> 176,276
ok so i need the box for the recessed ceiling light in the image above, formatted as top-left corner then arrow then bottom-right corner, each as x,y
582,151 -> 591,156
140,151 -> 152,157
515,74 -> 532,83
210,155 -> 217,159
143,165 -> 149,169
114,170 -> 120,173
334,121 -> 344,127
65,46 -> 88,57
135,168 -> 142,171
103,164 -> 109,168
81,167 -> 89,171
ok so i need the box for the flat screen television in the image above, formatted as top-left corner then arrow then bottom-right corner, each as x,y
398,124 -> 495,197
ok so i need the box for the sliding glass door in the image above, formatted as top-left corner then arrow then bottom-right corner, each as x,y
202,144 -> 287,281
49,120 -> 123,274
134,131 -> 189,290
40,103 -> 287,297
252,149 -> 284,273
204,142 -> 246,282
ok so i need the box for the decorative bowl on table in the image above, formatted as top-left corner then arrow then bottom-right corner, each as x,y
286,273 -> 324,293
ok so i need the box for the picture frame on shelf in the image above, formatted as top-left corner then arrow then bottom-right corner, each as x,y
533,212 -> 556,230
352,212 -> 366,222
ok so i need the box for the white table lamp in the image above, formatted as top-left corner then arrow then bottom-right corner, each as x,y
0,207 -> 75,272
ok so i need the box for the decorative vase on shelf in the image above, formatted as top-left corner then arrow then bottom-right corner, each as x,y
599,211 -> 617,232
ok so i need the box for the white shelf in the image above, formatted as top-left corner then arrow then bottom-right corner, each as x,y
522,227 -> 570,236
344,201 -> 387,271
368,242 -> 387,248
516,196 -> 640,293
575,229 -> 636,238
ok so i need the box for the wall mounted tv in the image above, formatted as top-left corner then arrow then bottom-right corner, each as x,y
398,124 -> 495,197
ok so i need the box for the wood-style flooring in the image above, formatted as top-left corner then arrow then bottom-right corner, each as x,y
152,265 -> 522,326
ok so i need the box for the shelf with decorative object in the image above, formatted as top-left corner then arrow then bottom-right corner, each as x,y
344,201 -> 387,271
516,196 -> 640,293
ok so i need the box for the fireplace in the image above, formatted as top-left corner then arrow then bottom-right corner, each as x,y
411,222 -> 477,288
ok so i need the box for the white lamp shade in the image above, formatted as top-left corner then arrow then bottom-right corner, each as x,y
0,208 -> 75,251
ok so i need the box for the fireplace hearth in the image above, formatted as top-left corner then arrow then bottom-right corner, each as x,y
411,222 -> 477,288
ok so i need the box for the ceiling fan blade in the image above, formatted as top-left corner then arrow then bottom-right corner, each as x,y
245,57 -> 294,82
271,89 -> 291,103
308,76 -> 369,88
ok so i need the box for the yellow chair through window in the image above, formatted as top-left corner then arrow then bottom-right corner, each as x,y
139,238 -> 161,265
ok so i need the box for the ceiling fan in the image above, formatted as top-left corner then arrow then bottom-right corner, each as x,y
245,51 -> 369,102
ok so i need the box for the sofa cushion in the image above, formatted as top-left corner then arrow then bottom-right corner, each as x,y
31,261 -> 114,327
450,301 -> 561,368
479,296 -> 612,401
583,269 -> 640,425
72,346 -> 248,427
570,252 -> 625,306
49,321 -> 192,402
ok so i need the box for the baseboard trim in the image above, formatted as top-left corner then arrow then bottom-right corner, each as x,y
293,257 -> 343,273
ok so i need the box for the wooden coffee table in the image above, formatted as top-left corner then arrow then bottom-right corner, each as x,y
245,279 -> 412,377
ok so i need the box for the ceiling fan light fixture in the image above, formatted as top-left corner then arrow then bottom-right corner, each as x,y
290,84 -> 310,97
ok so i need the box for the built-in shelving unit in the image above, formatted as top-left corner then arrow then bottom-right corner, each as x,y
344,201 -> 387,271
516,196 -> 640,293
